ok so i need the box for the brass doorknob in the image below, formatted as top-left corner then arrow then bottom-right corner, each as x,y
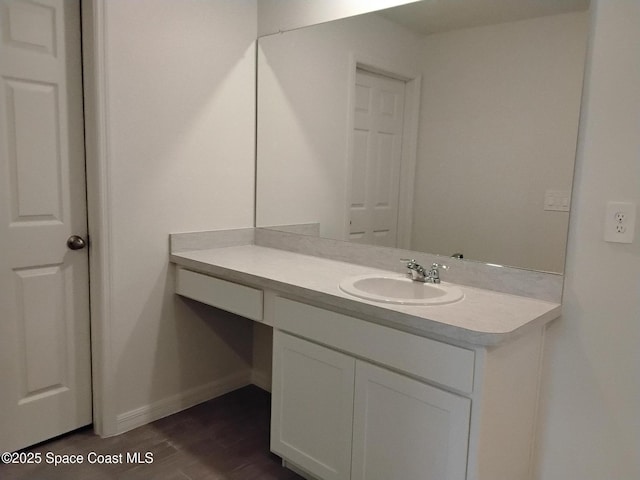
67,235 -> 86,250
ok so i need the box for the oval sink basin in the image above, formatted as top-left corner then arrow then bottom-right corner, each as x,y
339,274 -> 464,306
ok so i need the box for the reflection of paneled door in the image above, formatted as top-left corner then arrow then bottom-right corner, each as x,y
0,0 -> 91,452
349,68 -> 406,247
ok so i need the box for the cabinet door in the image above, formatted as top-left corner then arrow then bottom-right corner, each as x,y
352,361 -> 471,480
271,331 -> 355,480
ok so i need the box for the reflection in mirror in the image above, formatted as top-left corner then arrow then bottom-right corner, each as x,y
256,0 -> 590,273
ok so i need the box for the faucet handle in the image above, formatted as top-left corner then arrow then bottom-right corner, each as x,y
400,258 -> 417,268
401,259 -> 425,281
431,263 -> 449,271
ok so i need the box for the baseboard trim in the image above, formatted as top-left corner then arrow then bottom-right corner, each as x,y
115,369 -> 251,435
250,369 -> 271,392
283,459 -> 320,480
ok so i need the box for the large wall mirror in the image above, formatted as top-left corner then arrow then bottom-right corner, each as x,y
256,0 -> 590,274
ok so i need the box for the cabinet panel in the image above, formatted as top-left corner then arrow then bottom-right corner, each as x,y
352,361 -> 470,480
271,331 -> 355,480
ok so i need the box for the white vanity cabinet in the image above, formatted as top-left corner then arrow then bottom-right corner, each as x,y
272,330 -> 471,480
268,294 -> 545,480
171,260 -> 550,480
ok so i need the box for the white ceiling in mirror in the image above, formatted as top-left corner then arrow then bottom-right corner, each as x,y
256,1 -> 590,274
378,0 -> 589,35
257,0 -> 423,36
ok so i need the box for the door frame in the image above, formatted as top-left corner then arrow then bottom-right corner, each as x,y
81,0 -> 117,437
344,53 -> 421,250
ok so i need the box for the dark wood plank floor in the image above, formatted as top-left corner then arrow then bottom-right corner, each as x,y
0,385 -> 303,480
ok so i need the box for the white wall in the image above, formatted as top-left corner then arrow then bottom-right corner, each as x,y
89,0 -> 257,433
257,0 -> 420,36
412,13 -> 588,272
257,13 -> 422,240
534,1 -> 640,478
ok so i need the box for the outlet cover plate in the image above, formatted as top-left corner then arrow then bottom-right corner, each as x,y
604,201 -> 636,243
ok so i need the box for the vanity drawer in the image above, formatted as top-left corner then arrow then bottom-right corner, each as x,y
176,267 -> 263,322
270,296 -> 475,394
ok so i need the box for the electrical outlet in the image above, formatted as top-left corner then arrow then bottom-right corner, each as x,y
604,201 -> 636,243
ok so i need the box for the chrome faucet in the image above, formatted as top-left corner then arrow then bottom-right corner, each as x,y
401,259 -> 448,284
401,259 -> 427,282
427,263 -> 449,284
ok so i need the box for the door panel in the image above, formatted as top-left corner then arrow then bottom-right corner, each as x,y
0,0 -> 91,453
3,0 -> 57,54
15,265 -> 67,396
6,79 -> 62,220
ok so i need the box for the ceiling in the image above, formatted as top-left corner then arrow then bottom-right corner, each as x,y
378,0 -> 590,35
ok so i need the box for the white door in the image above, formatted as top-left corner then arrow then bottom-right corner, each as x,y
0,0 -> 91,452
271,331 -> 355,480
349,68 -> 406,247
351,361 -> 470,480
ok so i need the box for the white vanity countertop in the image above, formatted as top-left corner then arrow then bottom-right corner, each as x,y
170,244 -> 561,347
